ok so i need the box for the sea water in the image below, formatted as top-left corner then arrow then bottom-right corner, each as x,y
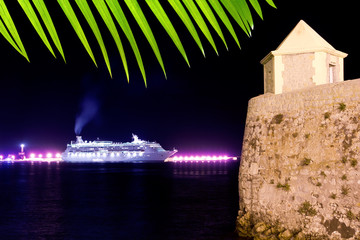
0,161 -> 240,240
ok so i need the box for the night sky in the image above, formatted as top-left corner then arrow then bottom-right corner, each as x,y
0,1 -> 359,156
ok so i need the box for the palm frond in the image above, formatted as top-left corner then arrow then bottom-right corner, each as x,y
208,0 -> 240,48
146,0 -> 189,67
58,0 -> 97,67
32,0 -> 65,62
105,0 -> 146,83
232,0 -> 254,31
18,0 -> 56,58
219,0 -> 250,37
92,0 -> 129,81
0,15 -> 23,56
248,0 -> 263,19
75,0 -> 111,77
195,0 -> 228,50
0,0 -> 29,61
0,0 -> 276,84
124,0 -> 166,81
168,0 -> 205,56
183,0 -> 218,55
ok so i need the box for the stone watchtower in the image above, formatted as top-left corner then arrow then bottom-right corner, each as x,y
237,20 -> 360,239
260,20 -> 348,94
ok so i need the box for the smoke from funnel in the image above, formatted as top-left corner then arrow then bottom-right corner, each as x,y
74,95 -> 100,135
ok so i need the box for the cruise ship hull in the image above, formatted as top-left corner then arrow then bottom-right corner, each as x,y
62,151 -> 176,163
62,135 -> 177,163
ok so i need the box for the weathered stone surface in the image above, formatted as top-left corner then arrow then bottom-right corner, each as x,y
237,79 -> 360,239
254,222 -> 268,233
294,231 -> 306,240
324,218 -> 356,239
278,229 -> 293,240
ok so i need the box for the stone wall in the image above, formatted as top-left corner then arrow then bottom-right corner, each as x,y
236,79 -> 360,239
282,53 -> 315,93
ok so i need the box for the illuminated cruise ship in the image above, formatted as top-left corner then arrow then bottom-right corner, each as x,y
62,134 -> 177,162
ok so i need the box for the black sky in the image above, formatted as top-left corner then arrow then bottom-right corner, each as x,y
0,1 -> 358,156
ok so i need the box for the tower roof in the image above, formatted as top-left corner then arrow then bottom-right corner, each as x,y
261,20 -> 347,64
276,20 -> 335,52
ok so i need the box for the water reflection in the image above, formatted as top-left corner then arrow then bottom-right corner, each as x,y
172,162 -> 229,176
0,162 -> 65,239
0,161 -> 239,239
24,162 -> 64,239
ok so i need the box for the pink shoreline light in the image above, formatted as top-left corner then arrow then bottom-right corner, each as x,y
170,155 -> 232,162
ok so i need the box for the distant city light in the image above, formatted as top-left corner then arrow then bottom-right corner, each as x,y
0,149 -> 62,162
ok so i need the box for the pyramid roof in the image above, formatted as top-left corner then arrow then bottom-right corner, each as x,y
277,20 -> 335,51
261,20 -> 347,64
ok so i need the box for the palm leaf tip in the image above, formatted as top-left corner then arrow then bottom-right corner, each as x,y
182,0 -> 218,56
105,0 -> 146,83
57,0 -> 97,67
0,0 -> 29,61
249,0 -> 263,20
146,0 -> 190,67
75,0 -> 112,77
18,0 -> 56,58
124,0 -> 166,78
195,0 -> 228,50
32,0 -> 66,62
208,0 -> 240,49
92,0 -> 128,80
265,0 -> 276,8
168,0 -> 205,57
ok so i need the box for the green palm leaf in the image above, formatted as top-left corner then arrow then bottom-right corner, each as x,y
232,0 -> 253,31
219,0 -> 250,37
145,0 -> 189,67
168,0 -> 205,56
265,0 -> 276,8
18,0 -> 56,57
0,0 -> 277,82
57,0 -> 97,67
92,0 -> 129,81
105,0 -> 146,84
182,0 -> 218,55
248,0 -> 263,19
195,0 -> 227,50
32,0 -> 65,62
75,0 -> 112,77
0,0 -> 29,61
208,0 -> 240,48
125,0 -> 166,80
0,18 -> 22,56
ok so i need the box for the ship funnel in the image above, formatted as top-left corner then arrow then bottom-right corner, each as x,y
76,136 -> 84,143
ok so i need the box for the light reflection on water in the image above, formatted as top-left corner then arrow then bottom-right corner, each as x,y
0,161 -> 240,240
172,162 -> 229,176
